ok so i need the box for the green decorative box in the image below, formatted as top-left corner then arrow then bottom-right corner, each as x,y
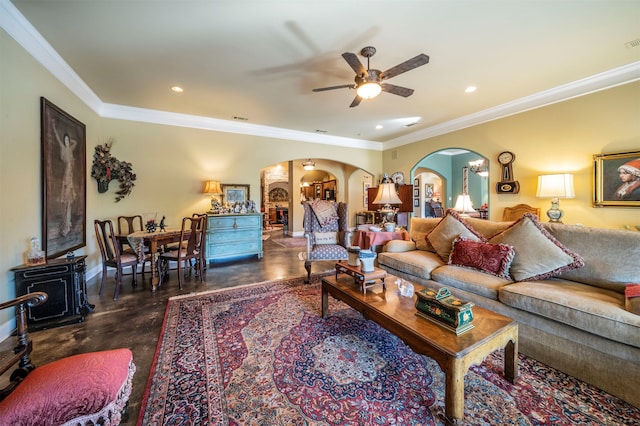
415,287 -> 475,335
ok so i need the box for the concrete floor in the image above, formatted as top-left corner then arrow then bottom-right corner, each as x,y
12,228 -> 335,425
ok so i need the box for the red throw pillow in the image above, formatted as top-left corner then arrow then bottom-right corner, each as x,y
448,236 -> 515,279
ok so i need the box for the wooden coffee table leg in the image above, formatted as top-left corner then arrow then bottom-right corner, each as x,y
444,360 -> 465,424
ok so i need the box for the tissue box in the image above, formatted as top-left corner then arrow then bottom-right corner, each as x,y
415,286 -> 474,335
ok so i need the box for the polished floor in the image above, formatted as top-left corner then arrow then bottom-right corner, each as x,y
20,227 -> 334,424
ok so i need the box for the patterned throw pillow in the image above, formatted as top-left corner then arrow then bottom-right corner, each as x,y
488,213 -> 584,281
309,200 -> 338,227
448,236 -> 515,279
426,209 -> 485,261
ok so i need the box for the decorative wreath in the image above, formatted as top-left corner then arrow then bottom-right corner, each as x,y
90,139 -> 136,202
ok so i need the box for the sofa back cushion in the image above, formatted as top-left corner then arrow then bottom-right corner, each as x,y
409,217 -> 440,251
543,223 -> 640,293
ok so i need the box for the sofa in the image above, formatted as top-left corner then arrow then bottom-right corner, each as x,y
377,211 -> 640,408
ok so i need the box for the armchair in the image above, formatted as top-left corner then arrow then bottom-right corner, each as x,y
302,201 -> 351,283
0,292 -> 135,424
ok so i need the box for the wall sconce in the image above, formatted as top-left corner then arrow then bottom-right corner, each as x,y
536,174 -> 575,223
302,159 -> 315,171
469,159 -> 489,177
203,180 -> 223,213
372,174 -> 402,223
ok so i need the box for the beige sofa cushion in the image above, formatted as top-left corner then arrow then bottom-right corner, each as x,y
431,265 -> 513,300
427,211 -> 484,261
544,223 -> 640,294
500,280 -> 640,348
409,217 -> 440,251
489,214 -> 584,281
377,250 -> 444,281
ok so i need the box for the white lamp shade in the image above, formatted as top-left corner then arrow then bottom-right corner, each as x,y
372,183 -> 402,205
536,174 -> 575,198
453,194 -> 476,213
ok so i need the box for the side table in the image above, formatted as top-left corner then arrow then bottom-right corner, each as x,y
11,256 -> 93,331
335,261 -> 387,293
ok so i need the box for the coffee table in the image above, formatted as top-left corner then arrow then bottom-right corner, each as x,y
321,274 -> 518,425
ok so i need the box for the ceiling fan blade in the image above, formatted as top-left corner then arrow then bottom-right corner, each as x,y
381,54 -> 429,80
349,95 -> 362,108
381,83 -> 414,97
342,52 -> 367,76
312,84 -> 354,92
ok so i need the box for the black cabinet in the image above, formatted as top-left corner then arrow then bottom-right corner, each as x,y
11,256 -> 92,331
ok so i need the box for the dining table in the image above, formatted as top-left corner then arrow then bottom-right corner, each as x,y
352,228 -> 410,251
118,228 -> 189,291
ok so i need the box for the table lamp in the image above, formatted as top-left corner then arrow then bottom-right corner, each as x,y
372,174 -> 402,224
536,173 -> 575,223
453,194 -> 476,217
204,180 -> 223,213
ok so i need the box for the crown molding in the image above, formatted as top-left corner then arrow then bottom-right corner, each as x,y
386,61 -> 640,149
3,0 -> 638,151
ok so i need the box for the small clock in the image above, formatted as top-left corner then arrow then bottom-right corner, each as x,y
498,151 -> 514,165
496,151 -> 520,194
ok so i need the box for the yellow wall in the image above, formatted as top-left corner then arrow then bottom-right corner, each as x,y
382,81 -> 640,229
1,26 -> 639,329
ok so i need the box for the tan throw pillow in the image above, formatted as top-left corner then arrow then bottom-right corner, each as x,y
488,213 -> 584,281
314,232 -> 337,245
427,210 -> 485,261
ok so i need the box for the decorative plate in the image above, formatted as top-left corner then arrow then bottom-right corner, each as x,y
391,171 -> 405,185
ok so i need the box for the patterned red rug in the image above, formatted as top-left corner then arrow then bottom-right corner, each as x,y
138,274 -> 640,425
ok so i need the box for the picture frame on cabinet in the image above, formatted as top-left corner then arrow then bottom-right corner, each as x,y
593,151 -> 640,207
222,184 -> 250,203
41,97 -> 87,259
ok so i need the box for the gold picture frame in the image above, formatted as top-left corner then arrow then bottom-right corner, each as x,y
222,184 -> 250,203
593,151 -> 640,207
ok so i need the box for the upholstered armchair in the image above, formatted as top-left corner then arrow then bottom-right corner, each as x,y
302,201 -> 351,283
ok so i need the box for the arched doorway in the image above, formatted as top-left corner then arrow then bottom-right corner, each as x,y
412,149 -> 489,218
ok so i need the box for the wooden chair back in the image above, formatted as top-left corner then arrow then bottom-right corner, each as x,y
95,219 -> 120,263
117,215 -> 143,235
502,204 -> 540,221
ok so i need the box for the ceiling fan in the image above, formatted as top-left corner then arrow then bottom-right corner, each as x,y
312,46 -> 429,107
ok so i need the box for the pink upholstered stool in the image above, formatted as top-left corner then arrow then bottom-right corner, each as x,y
0,348 -> 135,425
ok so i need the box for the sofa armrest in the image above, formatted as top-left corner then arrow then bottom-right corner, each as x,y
384,240 -> 417,253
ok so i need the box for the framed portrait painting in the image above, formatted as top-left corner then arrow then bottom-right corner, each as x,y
41,97 -> 87,259
593,151 -> 640,207
222,184 -> 250,203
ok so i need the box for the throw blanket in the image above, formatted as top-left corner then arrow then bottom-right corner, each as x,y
310,200 -> 338,226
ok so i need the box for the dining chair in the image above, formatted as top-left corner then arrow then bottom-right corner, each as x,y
116,215 -> 150,274
94,219 -> 144,300
157,215 -> 207,289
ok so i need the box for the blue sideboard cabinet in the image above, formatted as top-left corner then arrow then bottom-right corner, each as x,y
206,213 -> 263,262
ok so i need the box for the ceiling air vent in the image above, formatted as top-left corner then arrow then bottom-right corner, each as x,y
625,38 -> 640,49
233,116 -> 248,121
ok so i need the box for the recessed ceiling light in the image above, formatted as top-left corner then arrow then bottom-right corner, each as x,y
376,125 -> 383,130
171,86 -> 184,93
465,86 -> 477,93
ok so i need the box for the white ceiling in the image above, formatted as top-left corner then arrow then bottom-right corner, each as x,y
5,0 -> 640,148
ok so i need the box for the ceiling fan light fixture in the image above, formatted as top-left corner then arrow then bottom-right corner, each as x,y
357,82 -> 382,99
302,159 -> 316,170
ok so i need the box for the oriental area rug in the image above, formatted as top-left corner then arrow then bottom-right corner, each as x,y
137,275 -> 640,425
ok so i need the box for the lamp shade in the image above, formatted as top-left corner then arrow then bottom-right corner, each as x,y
203,180 -> 223,195
302,159 -> 315,170
536,174 -> 575,199
453,194 -> 476,213
372,182 -> 402,205
356,82 -> 382,99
